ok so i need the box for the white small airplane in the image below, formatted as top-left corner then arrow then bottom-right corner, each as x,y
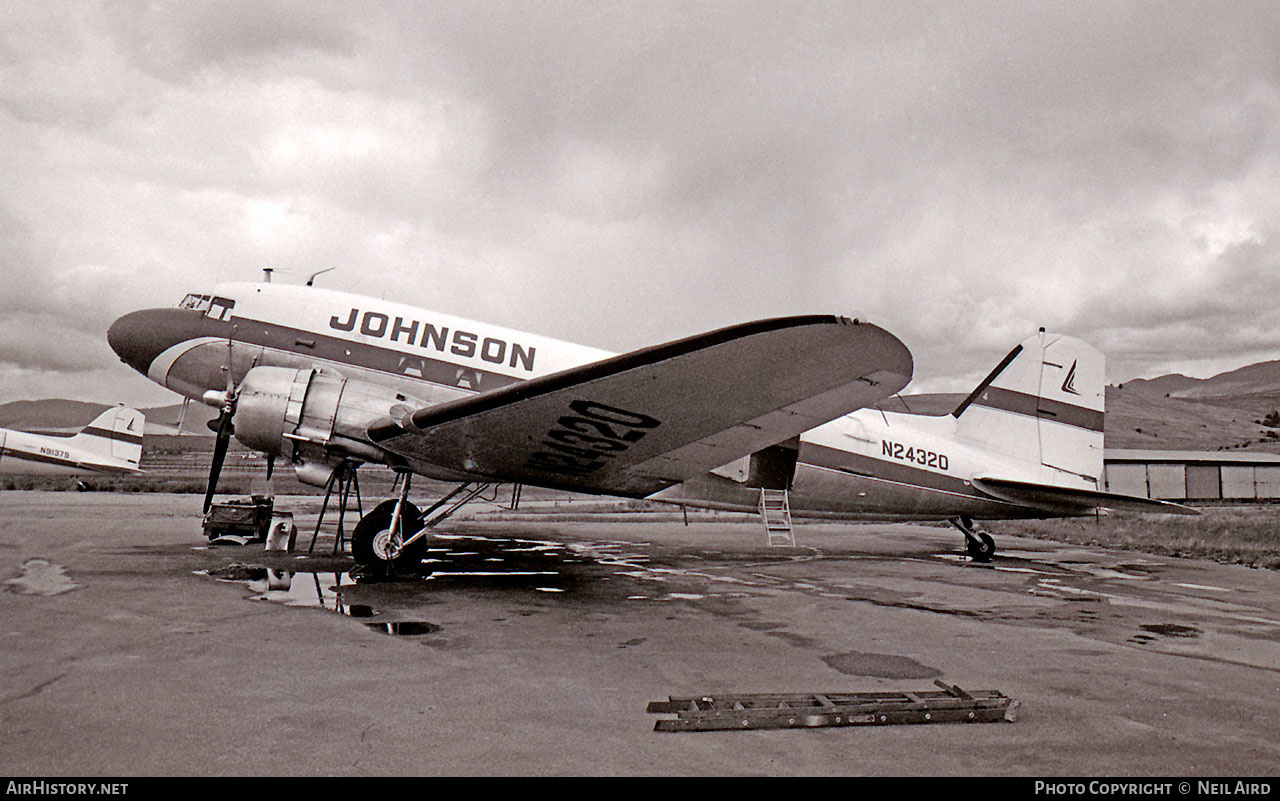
0,406 -> 145,477
106,280 -> 1190,570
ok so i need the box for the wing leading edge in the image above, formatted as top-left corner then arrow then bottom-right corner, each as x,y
369,315 -> 912,496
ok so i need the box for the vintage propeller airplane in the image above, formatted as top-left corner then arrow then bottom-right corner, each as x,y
106,278 -> 1190,571
0,406 -> 144,477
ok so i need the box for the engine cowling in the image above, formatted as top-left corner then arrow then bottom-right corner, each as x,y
232,366 -> 418,471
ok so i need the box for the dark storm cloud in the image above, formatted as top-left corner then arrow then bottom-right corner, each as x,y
100,0 -> 357,80
1,0 -> 1279,405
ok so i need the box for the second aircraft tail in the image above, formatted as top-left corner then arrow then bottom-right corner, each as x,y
70,407 -> 145,470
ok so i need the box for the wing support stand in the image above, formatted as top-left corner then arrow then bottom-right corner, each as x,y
949,516 -> 995,562
306,461 -> 363,555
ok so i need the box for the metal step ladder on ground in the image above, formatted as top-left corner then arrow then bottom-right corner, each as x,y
758,487 -> 795,547
647,681 -> 1019,732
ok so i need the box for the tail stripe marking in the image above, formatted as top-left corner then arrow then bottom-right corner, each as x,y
971,387 -> 1103,432
79,427 -> 144,445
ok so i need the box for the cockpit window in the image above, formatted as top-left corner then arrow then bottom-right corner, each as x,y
177,294 -> 236,319
208,296 -> 235,320
179,293 -> 211,311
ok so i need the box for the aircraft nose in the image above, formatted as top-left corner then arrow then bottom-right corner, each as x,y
108,308 -> 203,376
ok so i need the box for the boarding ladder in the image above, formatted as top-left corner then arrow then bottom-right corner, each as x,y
759,487 -> 795,547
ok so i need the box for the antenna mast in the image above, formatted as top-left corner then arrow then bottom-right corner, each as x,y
307,268 -> 335,286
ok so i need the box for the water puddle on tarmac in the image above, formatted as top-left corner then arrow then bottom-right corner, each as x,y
1128,622 -> 1202,646
196,533 -> 618,636
6,559 -> 82,596
197,531 -> 782,633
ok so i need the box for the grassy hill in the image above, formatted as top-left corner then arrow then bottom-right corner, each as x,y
1124,359 -> 1280,399
1104,387 -> 1280,452
0,399 -> 113,431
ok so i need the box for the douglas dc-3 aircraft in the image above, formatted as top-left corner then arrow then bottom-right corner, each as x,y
0,406 -> 144,477
106,280 -> 1190,571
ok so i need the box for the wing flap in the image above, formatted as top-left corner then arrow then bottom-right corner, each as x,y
629,369 -> 910,480
369,316 -> 912,496
972,477 -> 1199,516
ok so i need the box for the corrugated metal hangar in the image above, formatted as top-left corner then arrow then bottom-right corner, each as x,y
1105,450 -> 1280,502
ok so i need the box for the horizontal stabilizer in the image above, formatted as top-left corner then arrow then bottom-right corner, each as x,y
972,477 -> 1199,516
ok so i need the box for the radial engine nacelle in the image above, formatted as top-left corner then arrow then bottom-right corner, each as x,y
230,366 -> 418,481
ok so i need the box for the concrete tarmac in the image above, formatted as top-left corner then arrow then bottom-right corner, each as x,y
1,492 -> 1277,776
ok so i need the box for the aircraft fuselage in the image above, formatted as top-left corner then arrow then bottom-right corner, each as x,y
108,282 -> 1093,521
0,426 -> 142,476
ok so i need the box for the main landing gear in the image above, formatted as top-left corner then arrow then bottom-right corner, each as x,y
349,471 -> 498,577
949,516 -> 996,562
351,498 -> 427,574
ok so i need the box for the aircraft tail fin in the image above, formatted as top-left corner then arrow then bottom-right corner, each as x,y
952,330 -> 1104,486
71,407 -> 145,469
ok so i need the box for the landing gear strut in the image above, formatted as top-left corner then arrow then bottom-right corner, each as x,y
949,516 -> 996,562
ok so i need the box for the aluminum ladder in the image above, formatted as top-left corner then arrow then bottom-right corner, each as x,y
759,487 -> 795,547
647,682 -> 1020,732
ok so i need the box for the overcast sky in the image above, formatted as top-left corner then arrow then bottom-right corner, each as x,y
2,0 -> 1278,408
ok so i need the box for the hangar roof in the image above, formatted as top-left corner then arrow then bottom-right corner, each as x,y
1105,449 -> 1280,464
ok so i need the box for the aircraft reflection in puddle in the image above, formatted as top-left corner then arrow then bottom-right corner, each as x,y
200,566 -> 440,637
196,532 -> 590,636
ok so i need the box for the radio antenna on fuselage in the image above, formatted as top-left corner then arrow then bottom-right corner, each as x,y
307,267 -> 335,286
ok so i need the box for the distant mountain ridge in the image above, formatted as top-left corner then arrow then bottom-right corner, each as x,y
1123,359 -> 1280,399
0,399 -> 217,435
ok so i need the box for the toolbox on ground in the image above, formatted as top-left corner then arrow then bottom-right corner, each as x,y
203,495 -> 274,543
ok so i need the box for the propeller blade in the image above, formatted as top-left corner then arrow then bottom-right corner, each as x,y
203,412 -> 234,513
205,325 -> 243,514
266,454 -> 275,480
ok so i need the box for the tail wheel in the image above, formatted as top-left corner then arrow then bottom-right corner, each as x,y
967,531 -> 996,562
352,499 -> 428,573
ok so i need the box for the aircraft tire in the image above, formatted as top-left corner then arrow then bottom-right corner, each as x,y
351,499 -> 429,574
967,531 -> 996,562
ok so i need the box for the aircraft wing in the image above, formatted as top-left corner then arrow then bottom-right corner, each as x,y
971,477 -> 1200,516
368,316 -> 912,496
